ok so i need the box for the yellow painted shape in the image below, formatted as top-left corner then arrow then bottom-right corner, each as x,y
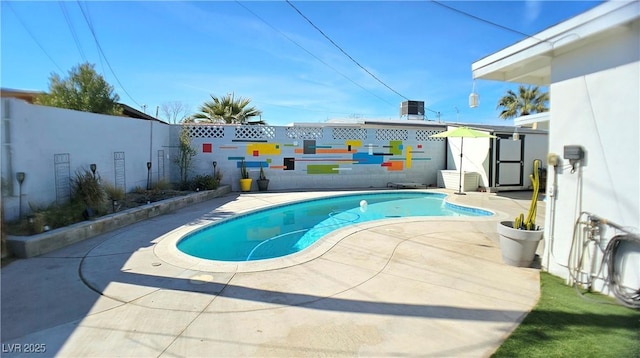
247,143 -> 281,155
406,145 -> 412,169
345,140 -> 362,148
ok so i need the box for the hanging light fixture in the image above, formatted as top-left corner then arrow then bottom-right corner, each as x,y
469,80 -> 479,108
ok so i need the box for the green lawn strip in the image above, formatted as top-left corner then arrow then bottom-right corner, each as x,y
493,272 -> 640,357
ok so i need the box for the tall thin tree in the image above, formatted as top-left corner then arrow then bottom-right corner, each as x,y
161,101 -> 191,124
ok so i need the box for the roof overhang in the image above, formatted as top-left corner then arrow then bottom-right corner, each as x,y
472,1 -> 639,85
514,112 -> 550,127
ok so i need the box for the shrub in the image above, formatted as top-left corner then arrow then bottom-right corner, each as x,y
152,179 -> 173,191
103,182 -> 125,201
132,186 -> 147,195
72,169 -> 106,209
189,174 -> 218,191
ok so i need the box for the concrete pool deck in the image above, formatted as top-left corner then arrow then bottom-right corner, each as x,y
1,189 -> 544,357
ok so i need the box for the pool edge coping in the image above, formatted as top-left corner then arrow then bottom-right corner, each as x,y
153,190 -> 510,273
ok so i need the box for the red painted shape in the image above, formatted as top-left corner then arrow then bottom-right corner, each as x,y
202,143 -> 212,153
253,150 -> 259,157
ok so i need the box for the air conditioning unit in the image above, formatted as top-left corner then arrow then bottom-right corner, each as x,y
400,100 -> 424,117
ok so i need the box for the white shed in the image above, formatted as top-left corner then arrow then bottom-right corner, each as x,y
437,124 -> 548,192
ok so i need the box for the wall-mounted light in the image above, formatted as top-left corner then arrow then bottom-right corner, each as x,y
16,172 -> 25,219
212,161 -> 217,177
146,162 -> 152,190
513,127 -> 520,141
90,163 -> 97,177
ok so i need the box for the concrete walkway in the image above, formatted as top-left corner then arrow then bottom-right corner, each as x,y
1,189 -> 544,357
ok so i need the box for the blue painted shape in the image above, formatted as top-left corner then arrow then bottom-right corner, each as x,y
353,152 -> 384,165
237,161 -> 268,168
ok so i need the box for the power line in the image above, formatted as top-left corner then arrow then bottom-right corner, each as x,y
235,1 -> 396,108
76,1 -> 141,107
430,1 -> 535,39
5,1 -> 64,73
76,1 -> 106,75
285,0 -> 409,101
59,1 -> 87,62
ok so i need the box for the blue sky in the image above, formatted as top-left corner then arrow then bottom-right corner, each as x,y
1,1 -> 603,126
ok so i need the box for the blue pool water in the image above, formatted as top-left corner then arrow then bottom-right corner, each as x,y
177,192 -> 491,262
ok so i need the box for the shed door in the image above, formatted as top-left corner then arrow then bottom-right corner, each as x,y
495,135 -> 524,187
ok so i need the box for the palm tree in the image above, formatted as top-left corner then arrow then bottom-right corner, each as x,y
496,85 -> 549,119
193,93 -> 262,124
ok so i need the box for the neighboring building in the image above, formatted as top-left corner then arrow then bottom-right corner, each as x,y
0,88 -> 163,122
472,1 -> 639,299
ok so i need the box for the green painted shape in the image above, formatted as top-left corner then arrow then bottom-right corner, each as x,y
307,164 -> 339,174
390,140 -> 403,155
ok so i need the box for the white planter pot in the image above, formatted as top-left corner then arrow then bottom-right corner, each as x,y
497,221 -> 544,267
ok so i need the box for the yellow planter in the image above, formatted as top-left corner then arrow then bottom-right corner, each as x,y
239,178 -> 252,192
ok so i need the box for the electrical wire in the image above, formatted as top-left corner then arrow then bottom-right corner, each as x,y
59,1 -> 87,62
4,1 -> 64,73
235,1 -> 396,108
76,1 -> 141,107
430,1 -> 536,40
285,0 -> 409,101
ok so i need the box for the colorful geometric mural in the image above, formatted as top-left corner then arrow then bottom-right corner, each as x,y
207,133 -> 433,175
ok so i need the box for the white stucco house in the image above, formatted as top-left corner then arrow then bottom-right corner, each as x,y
472,1 -> 639,304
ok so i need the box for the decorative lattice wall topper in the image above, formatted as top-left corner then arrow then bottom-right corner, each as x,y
286,126 -> 324,139
416,129 -> 445,141
375,129 -> 408,141
234,125 -> 276,139
332,127 -> 367,140
187,125 -> 225,138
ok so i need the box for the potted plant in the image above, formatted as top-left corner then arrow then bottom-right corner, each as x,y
257,163 -> 269,191
239,160 -> 252,192
497,159 -> 544,267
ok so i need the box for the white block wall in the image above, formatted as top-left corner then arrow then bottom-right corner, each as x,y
1,99 -> 171,221
176,124 -> 448,192
1,100 -> 449,221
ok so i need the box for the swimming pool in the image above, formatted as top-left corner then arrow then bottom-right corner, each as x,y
176,192 -> 492,262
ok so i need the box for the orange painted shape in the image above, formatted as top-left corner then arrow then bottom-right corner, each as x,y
384,161 -> 404,171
